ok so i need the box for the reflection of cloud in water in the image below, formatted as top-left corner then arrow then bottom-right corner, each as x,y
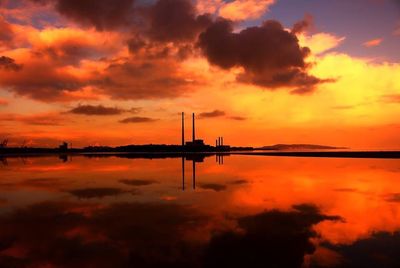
204,204 -> 342,267
0,198 -> 7,206
230,180 -> 248,185
119,179 -> 157,186
199,183 -> 227,192
68,187 -> 127,199
334,188 -> 359,193
323,232 -> 400,267
0,201 -> 207,267
384,193 -> 400,202
0,202 -> 342,267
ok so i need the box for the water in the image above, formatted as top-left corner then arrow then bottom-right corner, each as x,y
0,154 -> 399,267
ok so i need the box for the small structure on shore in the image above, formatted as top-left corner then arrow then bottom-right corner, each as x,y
59,142 -> 68,151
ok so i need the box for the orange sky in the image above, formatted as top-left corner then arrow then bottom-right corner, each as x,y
0,0 -> 399,149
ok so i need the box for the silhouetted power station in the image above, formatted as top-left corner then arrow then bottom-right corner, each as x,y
181,112 -> 230,151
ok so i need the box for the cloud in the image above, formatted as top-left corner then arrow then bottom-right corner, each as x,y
298,32 -> 345,55
198,109 -> 226,118
148,0 -> 212,43
0,112 -> 63,125
30,0 -> 137,31
199,19 -> 328,94
0,52 -> 88,101
98,59 -> 198,100
30,27 -> 121,66
363,38 -> 383,47
119,116 -> 158,123
292,13 -> 314,34
0,56 -> 23,71
218,0 -> 275,21
0,16 -> 13,46
199,183 -> 227,192
229,116 -> 247,120
68,104 -> 139,115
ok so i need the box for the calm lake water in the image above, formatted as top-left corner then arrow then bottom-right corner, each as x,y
0,154 -> 400,267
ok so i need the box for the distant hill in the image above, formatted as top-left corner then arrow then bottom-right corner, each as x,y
258,144 -> 347,151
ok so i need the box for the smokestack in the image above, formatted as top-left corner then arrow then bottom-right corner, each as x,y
218,137 -> 221,147
182,112 -> 185,147
192,113 -> 195,142
221,137 -> 224,146
216,139 -> 218,147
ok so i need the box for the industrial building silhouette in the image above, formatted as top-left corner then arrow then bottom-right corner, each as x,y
181,112 -> 230,151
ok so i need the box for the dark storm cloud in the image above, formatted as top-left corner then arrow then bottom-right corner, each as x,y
119,116 -> 158,123
148,0 -> 212,42
30,0 -> 138,31
68,104 -> 140,116
198,18 -> 327,93
0,56 -> 22,71
198,110 -> 226,118
30,0 -> 211,43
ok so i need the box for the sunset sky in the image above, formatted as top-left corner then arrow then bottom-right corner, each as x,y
0,0 -> 399,149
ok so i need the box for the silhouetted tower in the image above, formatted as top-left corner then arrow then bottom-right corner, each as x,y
181,112 -> 185,147
192,113 -> 195,142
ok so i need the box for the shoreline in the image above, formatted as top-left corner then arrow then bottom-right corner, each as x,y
1,150 -> 400,159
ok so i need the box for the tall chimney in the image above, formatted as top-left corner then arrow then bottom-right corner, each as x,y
192,113 -> 195,142
221,137 -> 224,146
181,112 -> 185,147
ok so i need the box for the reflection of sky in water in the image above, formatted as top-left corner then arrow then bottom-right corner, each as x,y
0,155 -> 400,267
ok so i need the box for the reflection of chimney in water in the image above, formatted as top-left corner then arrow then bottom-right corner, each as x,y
182,157 -> 186,191
192,160 -> 196,190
